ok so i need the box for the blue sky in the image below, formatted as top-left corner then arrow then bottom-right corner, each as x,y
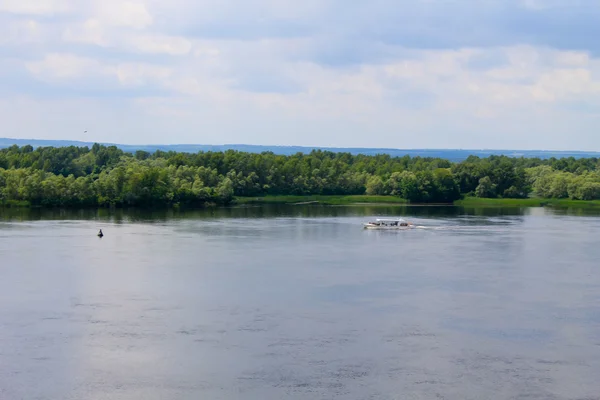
1,0 -> 599,150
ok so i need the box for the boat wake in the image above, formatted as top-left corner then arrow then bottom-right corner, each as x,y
362,216 -> 520,233
413,224 -> 512,233
365,220 -> 514,233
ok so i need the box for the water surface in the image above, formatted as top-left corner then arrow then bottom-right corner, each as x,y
1,205 -> 600,399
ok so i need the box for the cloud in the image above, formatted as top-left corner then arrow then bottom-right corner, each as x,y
115,63 -> 172,87
2,0 -> 600,150
63,21 -> 193,56
26,53 -> 108,80
23,53 -> 174,101
0,0 -> 72,15
0,18 -> 45,45
91,0 -> 153,29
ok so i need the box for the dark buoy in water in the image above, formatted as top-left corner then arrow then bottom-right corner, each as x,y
97,229 -> 104,238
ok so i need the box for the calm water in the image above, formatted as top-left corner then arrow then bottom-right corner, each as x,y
1,205 -> 600,400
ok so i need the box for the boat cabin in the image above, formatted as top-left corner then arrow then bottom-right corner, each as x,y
367,218 -> 410,227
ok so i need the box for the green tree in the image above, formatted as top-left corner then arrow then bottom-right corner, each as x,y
433,168 -> 461,203
365,175 -> 385,195
216,178 -> 234,204
475,176 -> 497,198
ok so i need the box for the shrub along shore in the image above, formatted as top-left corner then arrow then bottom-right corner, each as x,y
1,144 -> 600,209
233,195 -> 600,208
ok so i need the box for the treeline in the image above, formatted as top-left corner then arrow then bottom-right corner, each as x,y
1,144 -> 600,207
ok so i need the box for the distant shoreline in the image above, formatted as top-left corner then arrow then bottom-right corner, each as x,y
2,137 -> 599,162
4,196 -> 600,210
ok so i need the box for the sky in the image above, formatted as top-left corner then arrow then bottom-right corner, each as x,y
1,0 -> 599,150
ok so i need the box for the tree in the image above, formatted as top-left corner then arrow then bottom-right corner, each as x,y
452,162 -> 483,194
576,182 -> 600,200
475,176 -> 496,198
433,168 -> 461,203
2,144 -> 600,209
414,171 -> 436,202
398,171 -> 420,201
216,178 -> 234,204
365,175 -> 385,195
503,186 -> 521,198
135,150 -> 150,160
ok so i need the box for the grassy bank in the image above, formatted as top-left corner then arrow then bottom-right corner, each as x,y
4,195 -> 600,209
233,195 -> 409,205
455,197 -> 600,208
236,195 -> 600,208
0,200 -> 32,208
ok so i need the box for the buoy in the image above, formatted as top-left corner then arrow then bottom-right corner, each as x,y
97,229 -> 104,238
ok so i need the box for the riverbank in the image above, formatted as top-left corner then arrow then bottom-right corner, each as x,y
233,195 -> 409,206
4,195 -> 600,209
455,197 -> 600,208
0,200 -> 32,207
235,195 -> 600,208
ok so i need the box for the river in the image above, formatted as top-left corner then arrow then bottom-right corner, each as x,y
1,205 -> 600,399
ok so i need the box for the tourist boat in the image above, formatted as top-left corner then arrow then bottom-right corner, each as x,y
363,218 -> 414,230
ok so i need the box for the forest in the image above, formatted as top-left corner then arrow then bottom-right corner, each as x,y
1,144 -> 600,208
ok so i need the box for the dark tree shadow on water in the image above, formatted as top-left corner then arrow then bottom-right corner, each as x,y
2,203 -> 599,223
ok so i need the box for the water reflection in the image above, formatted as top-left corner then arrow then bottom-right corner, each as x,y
4,202 -> 600,224
1,205 -> 600,399
0,203 -> 536,222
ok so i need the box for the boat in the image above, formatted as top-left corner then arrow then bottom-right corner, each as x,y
363,218 -> 414,230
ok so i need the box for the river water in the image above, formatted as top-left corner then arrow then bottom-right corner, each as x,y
1,205 -> 600,400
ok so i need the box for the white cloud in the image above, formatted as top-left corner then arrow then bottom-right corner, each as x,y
25,54 -> 173,93
63,21 -> 193,55
26,53 -> 110,80
0,0 -> 71,15
554,51 -> 590,67
60,0 -> 190,55
91,0 -> 153,29
532,68 -> 600,101
0,19 -> 45,44
116,63 -> 172,86
3,0 -> 600,149
122,34 -> 193,55
62,19 -> 109,47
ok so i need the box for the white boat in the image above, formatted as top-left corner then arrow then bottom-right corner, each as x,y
363,218 -> 414,230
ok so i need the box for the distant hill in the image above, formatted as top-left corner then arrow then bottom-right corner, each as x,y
1,137 -> 599,162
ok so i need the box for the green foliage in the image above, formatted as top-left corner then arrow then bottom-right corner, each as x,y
433,168 -> 461,203
233,195 -> 408,205
1,144 -> 600,208
475,176 -> 497,198
527,167 -> 600,200
457,196 -> 600,208
366,176 -> 385,195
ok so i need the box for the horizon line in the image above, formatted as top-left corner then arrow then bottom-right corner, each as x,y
1,137 -> 600,154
